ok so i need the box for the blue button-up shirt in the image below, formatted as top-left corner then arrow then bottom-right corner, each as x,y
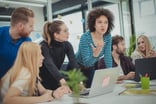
0,26 -> 31,79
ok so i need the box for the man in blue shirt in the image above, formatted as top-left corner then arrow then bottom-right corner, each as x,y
0,7 -> 34,79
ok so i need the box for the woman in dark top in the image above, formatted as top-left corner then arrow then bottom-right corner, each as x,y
39,20 -> 78,90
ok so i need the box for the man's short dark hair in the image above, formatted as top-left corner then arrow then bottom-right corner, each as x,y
112,35 -> 124,50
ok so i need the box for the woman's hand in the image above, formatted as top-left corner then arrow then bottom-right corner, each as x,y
40,90 -> 53,102
147,50 -> 156,58
61,85 -> 72,94
60,78 -> 72,94
91,42 -> 104,57
52,86 -> 66,99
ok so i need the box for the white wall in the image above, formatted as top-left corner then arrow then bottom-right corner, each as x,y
0,6 -> 45,41
28,7 -> 45,41
0,22 -> 10,26
133,0 -> 156,50
54,12 -> 83,53
104,4 -> 121,36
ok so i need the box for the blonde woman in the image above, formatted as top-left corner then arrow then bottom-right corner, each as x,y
1,42 -> 67,104
131,35 -> 156,64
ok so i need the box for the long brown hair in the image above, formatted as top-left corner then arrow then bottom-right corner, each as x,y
42,20 -> 64,46
8,42 -> 40,95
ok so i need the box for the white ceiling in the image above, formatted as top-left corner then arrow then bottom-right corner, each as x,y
0,0 -> 61,8
10,0 -> 60,3
0,0 -> 61,3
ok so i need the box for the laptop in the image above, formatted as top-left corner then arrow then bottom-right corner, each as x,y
134,57 -> 156,82
80,67 -> 120,98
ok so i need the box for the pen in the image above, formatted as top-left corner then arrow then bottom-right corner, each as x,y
145,73 -> 148,77
118,89 -> 128,95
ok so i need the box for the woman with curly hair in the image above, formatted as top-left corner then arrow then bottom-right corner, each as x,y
76,7 -> 114,88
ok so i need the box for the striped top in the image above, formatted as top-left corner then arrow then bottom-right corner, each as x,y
76,31 -> 112,68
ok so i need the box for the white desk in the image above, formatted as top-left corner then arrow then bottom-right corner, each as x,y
39,81 -> 156,104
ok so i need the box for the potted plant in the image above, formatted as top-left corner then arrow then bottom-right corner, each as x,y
126,35 -> 136,56
61,69 -> 87,104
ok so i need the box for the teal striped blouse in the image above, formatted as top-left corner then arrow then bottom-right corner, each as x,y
76,31 -> 112,68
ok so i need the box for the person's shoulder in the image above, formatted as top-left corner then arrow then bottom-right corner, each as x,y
104,33 -> 111,39
64,41 -> 73,48
131,50 -> 142,59
105,33 -> 111,36
21,37 -> 31,41
25,37 -> 32,41
40,41 -> 49,50
103,34 -> 111,44
40,40 -> 48,46
80,31 -> 91,42
64,41 -> 71,45
131,50 -> 140,56
0,26 -> 10,36
18,67 -> 31,79
123,55 -> 132,61
81,31 -> 90,38
0,26 -> 9,30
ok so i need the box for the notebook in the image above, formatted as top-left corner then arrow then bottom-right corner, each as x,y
134,57 -> 156,82
80,67 -> 120,98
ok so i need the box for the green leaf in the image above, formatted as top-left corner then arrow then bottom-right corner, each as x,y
126,35 -> 136,56
60,68 -> 87,95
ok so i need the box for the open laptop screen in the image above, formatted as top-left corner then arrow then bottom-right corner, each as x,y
80,67 -> 120,97
134,57 -> 156,81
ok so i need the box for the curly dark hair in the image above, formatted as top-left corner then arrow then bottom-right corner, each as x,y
87,7 -> 114,34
